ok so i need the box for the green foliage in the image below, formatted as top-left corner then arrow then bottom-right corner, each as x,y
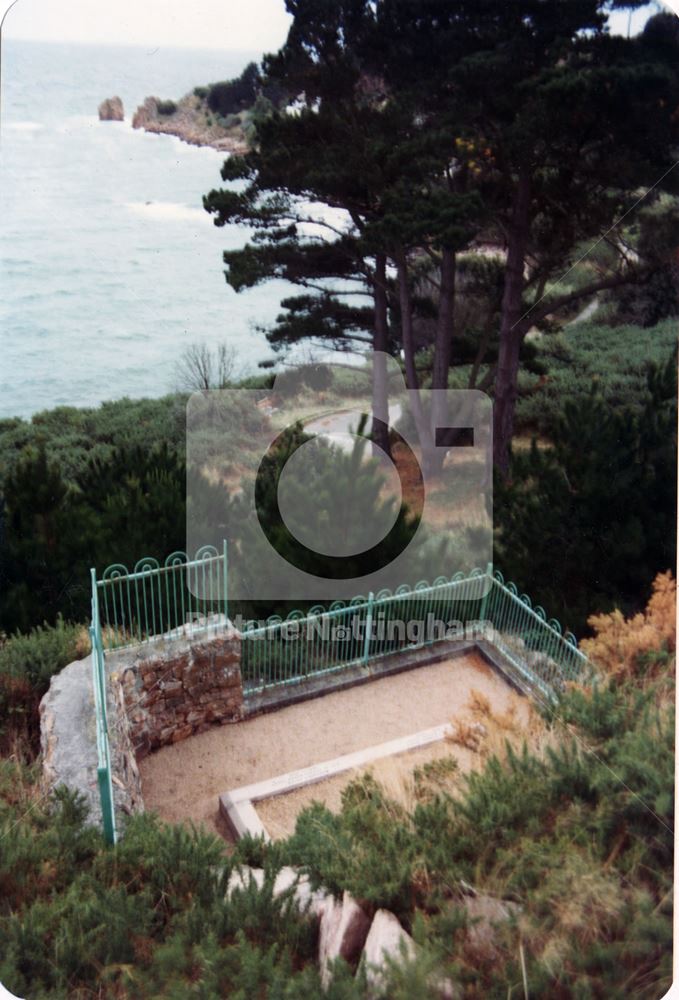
223,419 -> 420,608
285,780 -> 422,923
0,782 -> 343,999
514,317 -> 678,436
603,198 -> 679,327
156,99 -> 177,116
0,618 -> 85,750
0,394 -> 187,488
495,348 -> 677,634
207,62 -> 261,117
0,442 -> 187,633
275,659 -> 673,998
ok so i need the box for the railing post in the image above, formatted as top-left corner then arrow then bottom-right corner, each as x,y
362,592 -> 374,664
478,562 -> 493,634
90,568 -> 117,846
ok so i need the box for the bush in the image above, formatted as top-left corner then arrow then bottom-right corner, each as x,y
156,99 -> 177,116
0,442 -> 188,633
0,619 -> 86,752
0,785 -> 335,999
0,394 -> 187,489
513,317 -> 678,436
495,349 -> 677,635
207,62 -> 261,116
278,625 -> 674,997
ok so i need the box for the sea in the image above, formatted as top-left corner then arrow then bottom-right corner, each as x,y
0,39 -> 298,419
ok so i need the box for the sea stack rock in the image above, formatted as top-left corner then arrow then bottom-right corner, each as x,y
98,96 -> 124,121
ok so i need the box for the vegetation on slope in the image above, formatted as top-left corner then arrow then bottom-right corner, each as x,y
0,577 -> 673,998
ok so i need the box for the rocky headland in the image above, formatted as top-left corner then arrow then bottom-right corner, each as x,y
130,91 -> 249,154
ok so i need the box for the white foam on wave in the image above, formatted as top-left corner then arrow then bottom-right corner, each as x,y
124,200 -> 207,223
5,120 -> 45,132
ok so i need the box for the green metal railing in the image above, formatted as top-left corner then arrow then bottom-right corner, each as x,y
483,570 -> 588,699
239,567 -> 591,700
97,543 -> 228,649
89,574 -> 116,845
89,544 -> 229,844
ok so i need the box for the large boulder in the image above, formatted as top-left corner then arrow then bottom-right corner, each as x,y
360,910 -> 417,993
360,909 -> 457,998
318,892 -> 371,987
98,96 -> 124,121
461,890 -> 521,961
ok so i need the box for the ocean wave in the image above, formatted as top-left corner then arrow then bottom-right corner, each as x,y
124,200 -> 207,223
5,121 -> 45,131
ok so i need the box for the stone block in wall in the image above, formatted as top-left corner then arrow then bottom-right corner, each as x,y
107,627 -> 243,756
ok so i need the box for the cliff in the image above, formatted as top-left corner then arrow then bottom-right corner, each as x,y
131,91 -> 249,154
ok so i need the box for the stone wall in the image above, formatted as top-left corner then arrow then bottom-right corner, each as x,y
39,627 -> 243,835
107,629 -> 243,759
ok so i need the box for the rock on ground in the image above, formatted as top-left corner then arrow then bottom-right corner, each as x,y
462,890 -> 521,961
40,657 -> 101,825
225,865 -> 328,917
360,909 -> 417,993
318,892 -> 371,987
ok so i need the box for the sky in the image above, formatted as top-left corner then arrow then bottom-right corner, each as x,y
0,0 -> 293,50
0,0 -> 677,51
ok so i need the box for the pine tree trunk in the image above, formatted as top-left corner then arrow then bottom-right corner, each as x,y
429,246 -> 456,476
397,251 -> 436,474
371,252 -> 392,460
494,170 -> 531,477
431,246 -> 456,391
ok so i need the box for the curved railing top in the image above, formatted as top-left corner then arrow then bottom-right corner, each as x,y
94,549 -> 586,666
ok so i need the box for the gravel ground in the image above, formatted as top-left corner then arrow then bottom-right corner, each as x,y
139,652 -> 525,840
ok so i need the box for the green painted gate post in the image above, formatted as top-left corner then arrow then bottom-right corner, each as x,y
362,592 -> 374,664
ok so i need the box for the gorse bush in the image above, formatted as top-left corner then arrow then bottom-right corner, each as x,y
0,394 -> 187,488
581,571 -> 676,680
0,442 -> 188,633
0,782 -> 349,999
279,632 -> 674,997
0,618 -> 86,753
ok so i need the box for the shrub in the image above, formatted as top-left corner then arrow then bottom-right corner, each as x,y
581,571 -> 676,679
207,62 -> 261,116
513,317 -> 678,436
0,782 -> 334,999
156,99 -> 177,116
0,618 -> 86,752
496,350 -> 677,634
277,631 -> 674,998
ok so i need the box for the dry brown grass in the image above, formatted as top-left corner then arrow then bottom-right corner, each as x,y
446,686 -> 550,766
